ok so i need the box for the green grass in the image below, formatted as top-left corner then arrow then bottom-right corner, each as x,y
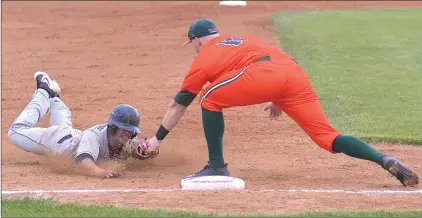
2,198 -> 422,217
1,197 -> 213,217
272,8 -> 422,144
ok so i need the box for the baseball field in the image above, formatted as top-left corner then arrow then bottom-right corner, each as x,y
2,1 -> 422,217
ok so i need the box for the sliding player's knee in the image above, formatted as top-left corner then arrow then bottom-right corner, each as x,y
7,121 -> 36,146
8,123 -> 23,148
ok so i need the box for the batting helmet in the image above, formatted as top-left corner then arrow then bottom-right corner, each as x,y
108,104 -> 140,134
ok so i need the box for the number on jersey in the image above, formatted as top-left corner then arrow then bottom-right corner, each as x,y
94,124 -> 107,132
216,37 -> 247,47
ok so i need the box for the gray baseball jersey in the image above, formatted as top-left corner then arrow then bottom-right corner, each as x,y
8,89 -> 111,162
72,124 -> 110,161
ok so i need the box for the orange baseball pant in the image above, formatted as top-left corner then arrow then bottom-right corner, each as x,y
199,61 -> 341,152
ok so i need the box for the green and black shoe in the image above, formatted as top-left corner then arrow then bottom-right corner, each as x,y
382,155 -> 419,187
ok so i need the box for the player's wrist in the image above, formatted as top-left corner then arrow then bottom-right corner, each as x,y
155,124 -> 169,141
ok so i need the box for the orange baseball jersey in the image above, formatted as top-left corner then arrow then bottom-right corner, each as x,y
180,34 -> 341,152
180,34 -> 296,94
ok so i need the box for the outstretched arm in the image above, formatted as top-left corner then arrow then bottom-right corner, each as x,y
161,100 -> 188,132
74,129 -> 118,179
75,154 -> 118,178
149,58 -> 208,149
148,90 -> 196,148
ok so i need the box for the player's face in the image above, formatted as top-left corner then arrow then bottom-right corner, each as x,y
109,129 -> 135,149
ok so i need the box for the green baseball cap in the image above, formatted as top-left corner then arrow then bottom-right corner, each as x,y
182,18 -> 219,46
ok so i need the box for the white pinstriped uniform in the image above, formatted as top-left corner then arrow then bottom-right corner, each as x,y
8,89 -> 110,161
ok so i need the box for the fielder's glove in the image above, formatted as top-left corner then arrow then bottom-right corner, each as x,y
124,137 -> 159,160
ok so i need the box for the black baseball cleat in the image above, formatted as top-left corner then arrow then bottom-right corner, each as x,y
382,155 -> 419,187
183,162 -> 230,179
34,72 -> 61,98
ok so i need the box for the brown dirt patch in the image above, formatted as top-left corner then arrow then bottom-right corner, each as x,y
2,1 -> 422,215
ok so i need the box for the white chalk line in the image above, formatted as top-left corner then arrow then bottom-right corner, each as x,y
259,189 -> 422,194
2,188 -> 422,195
1,188 -> 178,195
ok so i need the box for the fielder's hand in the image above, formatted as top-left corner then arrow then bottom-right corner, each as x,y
263,102 -> 283,119
147,136 -> 161,152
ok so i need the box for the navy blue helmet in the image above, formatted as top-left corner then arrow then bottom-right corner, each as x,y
108,104 -> 140,134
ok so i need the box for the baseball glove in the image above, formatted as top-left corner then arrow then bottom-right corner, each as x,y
124,137 -> 159,160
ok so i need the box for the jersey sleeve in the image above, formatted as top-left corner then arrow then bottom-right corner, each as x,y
180,57 -> 210,94
74,130 -> 101,162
